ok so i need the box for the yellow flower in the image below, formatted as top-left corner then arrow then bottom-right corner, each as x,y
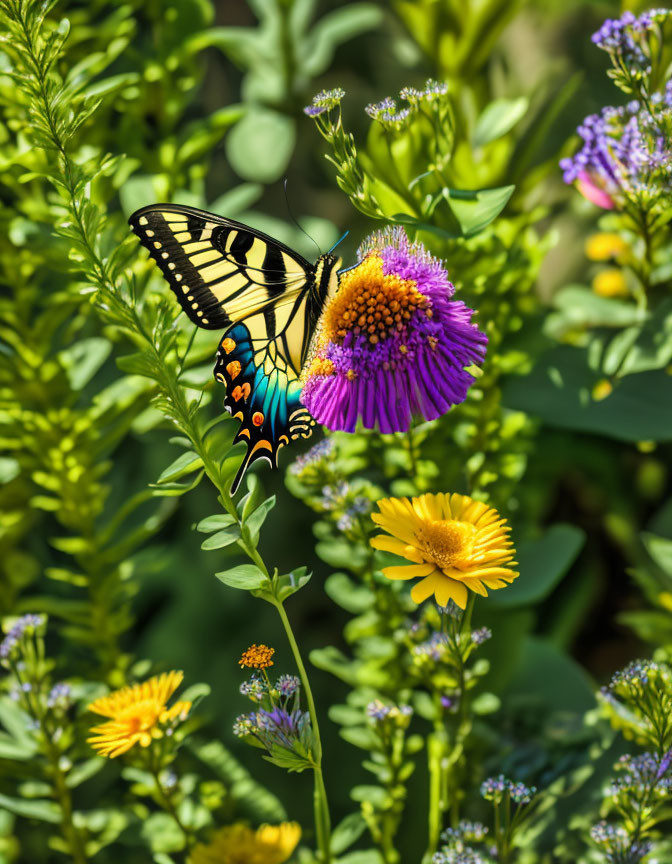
585,232 -> 627,261
592,269 -> 629,298
239,644 -> 275,670
87,671 -> 191,758
189,822 -> 301,864
370,493 -> 518,609
592,378 -> 613,401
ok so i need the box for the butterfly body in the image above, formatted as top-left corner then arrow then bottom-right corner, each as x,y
129,204 -> 341,492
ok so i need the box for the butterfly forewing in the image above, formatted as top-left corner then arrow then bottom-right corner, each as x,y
129,204 -> 312,334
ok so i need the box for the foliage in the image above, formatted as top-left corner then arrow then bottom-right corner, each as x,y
0,1 -> 671,864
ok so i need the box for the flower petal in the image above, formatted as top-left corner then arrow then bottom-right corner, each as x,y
435,576 -> 469,609
382,563 -> 435,581
410,573 -> 443,603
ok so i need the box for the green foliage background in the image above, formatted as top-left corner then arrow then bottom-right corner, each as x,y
2,0 -> 672,862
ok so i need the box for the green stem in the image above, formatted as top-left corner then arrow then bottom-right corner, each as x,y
149,759 -> 194,848
274,600 -> 332,863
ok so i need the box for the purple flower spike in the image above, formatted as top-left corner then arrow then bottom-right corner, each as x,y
300,227 -> 487,434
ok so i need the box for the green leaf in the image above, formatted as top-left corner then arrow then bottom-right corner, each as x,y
507,637 -> 595,713
643,532 -> 672,576
196,513 -> 237,533
244,495 -> 276,541
488,524 -> 585,609
441,185 -> 514,237
325,573 -> 374,613
189,739 -> 287,821
274,566 -> 312,602
0,457 -> 20,484
215,564 -> 268,590
58,337 -> 111,390
473,97 -> 528,147
335,853 -> 384,864
201,525 -> 241,550
350,785 -> 388,807
65,758 -> 104,788
471,692 -> 501,715
302,5 -> 383,78
0,793 -> 60,823
503,345 -> 672,442
225,108 -> 296,183
156,451 -> 203,484
551,285 -> 642,329
619,297 -> 672,375
209,183 -> 264,216
330,812 -> 368,855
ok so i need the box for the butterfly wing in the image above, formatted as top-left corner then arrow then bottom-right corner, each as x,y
215,320 -> 315,493
128,204 -> 313,330
129,204 -> 321,493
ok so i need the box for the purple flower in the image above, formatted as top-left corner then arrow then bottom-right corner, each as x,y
301,227 -> 487,434
560,103 -> 672,208
274,674 -> 300,698
0,614 -> 45,660
471,627 -> 492,646
304,88 -> 345,117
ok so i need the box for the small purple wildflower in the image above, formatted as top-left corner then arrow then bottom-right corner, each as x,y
274,674 -> 300,698
471,627 -> 492,646
47,683 -> 71,708
303,88 -> 345,117
337,495 -> 371,531
481,775 -> 536,805
590,821 -> 652,862
0,614 -> 45,660
289,437 -> 333,475
301,227 -> 487,434
239,676 -> 266,703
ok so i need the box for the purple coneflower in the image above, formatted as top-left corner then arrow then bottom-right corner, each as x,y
301,227 -> 487,433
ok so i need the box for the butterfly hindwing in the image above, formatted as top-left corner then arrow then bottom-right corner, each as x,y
129,204 -> 313,331
215,323 -> 314,493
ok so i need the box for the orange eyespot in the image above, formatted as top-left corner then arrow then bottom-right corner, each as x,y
241,382 -> 251,400
252,412 -> 264,427
231,385 -> 243,401
221,337 -> 236,354
226,360 -> 241,380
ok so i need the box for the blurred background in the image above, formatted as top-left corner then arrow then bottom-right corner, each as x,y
3,0 -> 672,861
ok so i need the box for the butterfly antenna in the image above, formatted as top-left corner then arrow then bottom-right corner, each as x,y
328,230 -> 349,254
283,179 -> 322,257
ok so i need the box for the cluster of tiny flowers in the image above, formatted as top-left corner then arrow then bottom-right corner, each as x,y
481,775 -> 536,804
434,822 -> 493,864
591,12 -> 650,70
274,674 -> 301,697
303,88 -> 345,117
289,438 -> 334,476
233,705 -> 311,751
366,699 -> 413,724
365,80 -> 449,127
239,644 -> 275,670
412,631 -> 449,662
337,496 -> 371,531
0,614 -> 45,660
441,822 -> 489,843
560,102 -> 672,207
46,682 -> 71,710
471,627 -> 492,646
239,676 -> 266,703
433,849 -> 491,864
609,751 -> 672,798
590,821 -> 652,862
436,601 -> 462,619
609,659 -> 670,697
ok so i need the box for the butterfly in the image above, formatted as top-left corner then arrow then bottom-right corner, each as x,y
129,204 -> 342,493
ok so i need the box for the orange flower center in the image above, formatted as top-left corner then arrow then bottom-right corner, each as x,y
321,253 -> 428,346
416,520 -> 475,568
118,700 -> 162,733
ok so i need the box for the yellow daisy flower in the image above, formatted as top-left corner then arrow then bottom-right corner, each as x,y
370,493 -> 518,609
87,670 -> 191,758
189,822 -> 301,864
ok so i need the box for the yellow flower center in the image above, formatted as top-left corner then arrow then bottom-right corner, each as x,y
416,519 -> 475,568
321,253 -> 428,345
